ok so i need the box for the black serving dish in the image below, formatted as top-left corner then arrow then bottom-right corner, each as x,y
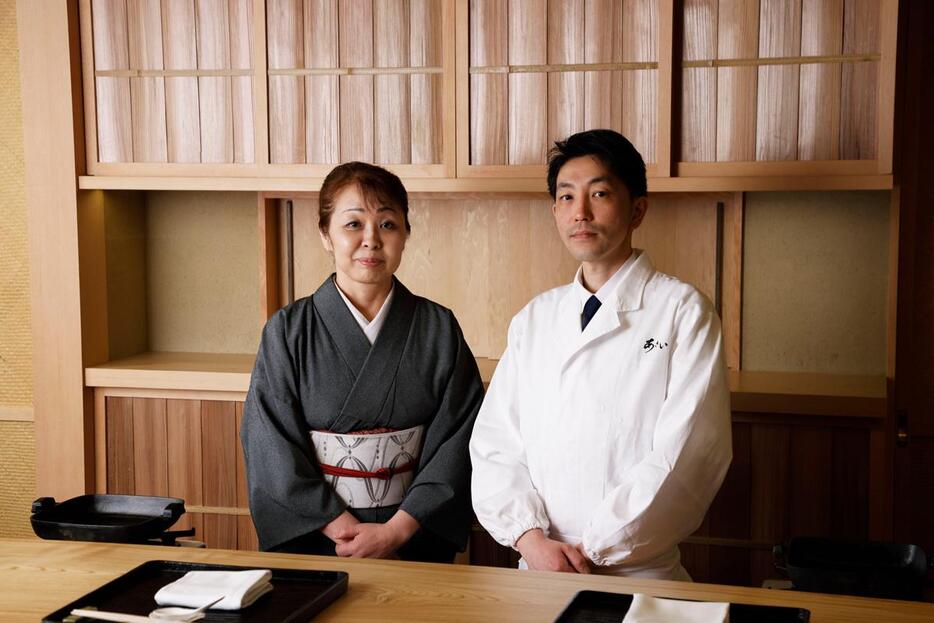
42,560 -> 348,623
554,590 -> 810,622
778,536 -> 930,601
31,495 -> 186,543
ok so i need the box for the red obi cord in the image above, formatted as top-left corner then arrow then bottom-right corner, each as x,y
319,460 -> 417,481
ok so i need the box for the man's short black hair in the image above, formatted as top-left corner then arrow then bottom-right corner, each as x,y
547,129 -> 647,200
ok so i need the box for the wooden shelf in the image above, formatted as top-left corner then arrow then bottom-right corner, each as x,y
78,174 -> 893,194
86,352 -> 886,418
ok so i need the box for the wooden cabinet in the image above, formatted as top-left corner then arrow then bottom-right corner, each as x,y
78,0 -> 898,191
97,391 -> 258,550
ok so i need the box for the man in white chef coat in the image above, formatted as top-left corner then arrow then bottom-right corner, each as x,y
469,129 -> 732,580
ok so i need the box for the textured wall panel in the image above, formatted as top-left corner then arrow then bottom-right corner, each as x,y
0,422 -> 36,537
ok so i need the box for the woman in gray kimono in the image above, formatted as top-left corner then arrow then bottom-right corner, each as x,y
241,162 -> 484,562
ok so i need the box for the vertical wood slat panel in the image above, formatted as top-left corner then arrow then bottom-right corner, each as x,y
235,402 -> 259,550
267,0 -> 305,163
229,0 -> 254,163
547,0 -> 584,146
304,0 -> 339,164
707,422 -> 752,586
507,0 -> 547,164
716,0 -> 758,162
469,0 -> 507,165
756,0 -> 802,161
789,427 -> 833,537
196,0 -> 234,162
132,398 -> 169,496
681,0 -> 717,162
339,0 -> 375,162
202,401 -> 238,549
749,424 -> 790,587
840,0 -> 879,159
797,0 -> 842,161
583,0 -> 623,133
166,399 -> 203,534
410,0 -> 442,164
162,0 -> 202,163
621,0 -> 658,163
831,428 -> 870,539
127,0 -> 167,162
92,0 -> 133,162
374,0 -> 411,164
106,397 -> 135,494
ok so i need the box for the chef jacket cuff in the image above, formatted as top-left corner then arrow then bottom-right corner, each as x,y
509,521 -> 550,550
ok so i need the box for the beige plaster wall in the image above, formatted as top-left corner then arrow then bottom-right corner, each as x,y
146,191 -> 260,354
0,0 -> 36,537
742,191 -> 890,374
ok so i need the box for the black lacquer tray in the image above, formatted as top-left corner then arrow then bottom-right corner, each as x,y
42,561 -> 348,623
554,589 -> 810,622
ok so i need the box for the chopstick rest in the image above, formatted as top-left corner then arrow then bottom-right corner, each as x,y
622,593 -> 729,623
154,569 -> 273,610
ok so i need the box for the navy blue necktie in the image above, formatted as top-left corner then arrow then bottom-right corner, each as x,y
581,295 -> 602,330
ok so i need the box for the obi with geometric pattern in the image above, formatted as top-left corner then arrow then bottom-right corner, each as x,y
310,425 -> 424,509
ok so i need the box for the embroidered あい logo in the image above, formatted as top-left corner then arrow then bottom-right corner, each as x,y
643,338 -> 668,352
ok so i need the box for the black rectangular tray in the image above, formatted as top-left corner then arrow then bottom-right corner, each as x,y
42,560 -> 348,623
554,590 -> 810,622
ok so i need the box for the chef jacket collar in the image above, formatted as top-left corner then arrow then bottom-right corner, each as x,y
572,248 -> 651,313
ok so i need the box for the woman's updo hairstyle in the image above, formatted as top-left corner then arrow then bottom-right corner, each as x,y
318,161 -> 411,234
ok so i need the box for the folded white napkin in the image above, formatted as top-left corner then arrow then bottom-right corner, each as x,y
154,569 -> 273,611
622,593 -> 729,623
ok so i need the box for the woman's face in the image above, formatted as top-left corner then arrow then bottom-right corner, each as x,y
319,183 -> 407,289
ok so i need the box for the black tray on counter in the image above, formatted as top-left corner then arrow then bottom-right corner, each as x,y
554,590 -> 810,622
31,495 -> 187,543
43,560 -> 348,623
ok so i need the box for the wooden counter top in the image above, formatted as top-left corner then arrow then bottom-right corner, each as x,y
2,538 -> 932,623
85,352 -> 886,417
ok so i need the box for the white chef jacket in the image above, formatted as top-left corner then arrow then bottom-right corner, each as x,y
469,249 -> 732,579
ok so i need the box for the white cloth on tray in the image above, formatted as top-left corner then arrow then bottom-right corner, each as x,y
154,569 -> 273,610
622,593 -> 728,623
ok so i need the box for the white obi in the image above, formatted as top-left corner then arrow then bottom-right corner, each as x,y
310,425 -> 424,508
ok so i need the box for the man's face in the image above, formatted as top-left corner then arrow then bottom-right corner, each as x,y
552,155 -> 647,266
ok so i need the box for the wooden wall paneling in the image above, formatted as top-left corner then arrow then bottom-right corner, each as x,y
166,399 -> 204,537
196,0 -> 234,162
258,196 -> 281,322
80,0 -> 100,171
304,0 -> 340,164
235,402 -> 260,550
621,0 -> 659,163
681,0 -> 717,162
631,194 -> 718,303
131,398 -> 169,496
126,0 -> 168,162
267,0 -> 305,163
583,0 -> 623,133
105,396 -> 135,494
94,390 -> 107,493
755,0 -> 802,161
339,0 -> 375,162
251,0 -> 269,164
831,428 -> 869,539
797,0 -> 842,161
374,0 -> 412,164
410,0 -> 443,164
228,0 -> 255,163
484,200 -> 533,358
546,0 -> 584,146
788,427 -> 833,537
290,198 -> 334,299
201,401 -> 239,549
507,0 -> 547,165
706,422 -> 753,586
161,0 -> 202,163
874,0 -> 898,174
716,0 -> 758,162
840,0 -> 879,160
749,424 -> 789,587
91,0 -> 133,162
655,0 -> 673,175
720,192 -> 743,370
468,0 -> 508,165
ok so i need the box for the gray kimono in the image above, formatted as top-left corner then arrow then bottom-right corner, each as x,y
240,276 -> 484,558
